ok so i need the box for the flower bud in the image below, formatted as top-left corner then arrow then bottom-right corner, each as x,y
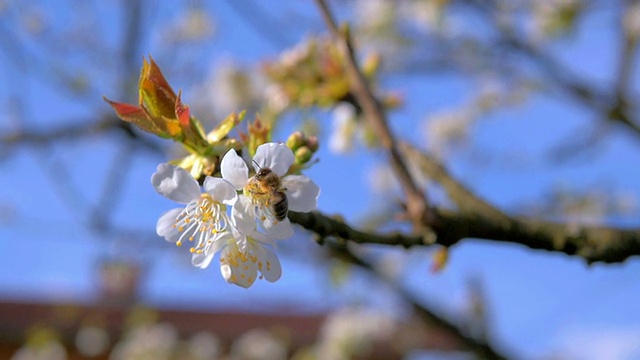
286,131 -> 306,151
294,146 -> 313,165
306,135 -> 319,152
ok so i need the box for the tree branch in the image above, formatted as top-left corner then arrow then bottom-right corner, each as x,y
288,211 -> 429,247
431,209 -> 640,264
314,0 -> 431,227
0,115 -> 162,153
289,210 -> 640,264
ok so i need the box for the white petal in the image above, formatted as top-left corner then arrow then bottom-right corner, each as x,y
231,196 -> 258,235
219,244 -> 257,288
251,230 -> 277,248
247,242 -> 278,281
151,163 -> 201,203
253,143 -> 294,176
283,175 -> 320,212
263,217 -> 294,239
210,232 -> 234,255
192,253 -> 214,269
220,149 -> 249,190
220,262 -> 233,283
203,177 -> 238,205
219,246 -> 232,277
329,103 -> 357,154
156,208 -> 183,242
261,247 -> 282,283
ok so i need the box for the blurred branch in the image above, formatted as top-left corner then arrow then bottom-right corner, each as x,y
484,13 -> 640,139
546,122 -> 608,163
122,0 -> 145,79
502,34 -> 640,135
314,0 -> 431,228
290,208 -> 640,264
400,142 -> 511,224
90,140 -> 137,233
616,0 -> 639,97
0,115 -> 162,153
326,242 -> 510,360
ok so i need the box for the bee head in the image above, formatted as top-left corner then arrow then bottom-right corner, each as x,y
253,160 -> 272,180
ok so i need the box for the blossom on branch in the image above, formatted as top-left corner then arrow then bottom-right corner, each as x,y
192,206 -> 282,288
221,142 -> 320,239
152,163 -> 236,255
151,162 -> 287,288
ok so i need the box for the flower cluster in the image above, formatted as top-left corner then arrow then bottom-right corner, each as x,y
152,143 -> 320,288
105,56 -> 320,288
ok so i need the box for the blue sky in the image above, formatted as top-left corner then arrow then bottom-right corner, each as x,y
1,1 -> 640,359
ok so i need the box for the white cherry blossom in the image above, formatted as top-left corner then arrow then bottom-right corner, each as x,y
191,203 -> 282,288
220,142 -> 320,239
152,163 -> 237,255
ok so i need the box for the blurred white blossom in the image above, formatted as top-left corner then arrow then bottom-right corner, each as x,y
164,7 -> 215,43
279,40 -> 311,68
354,0 -> 395,34
423,107 -> 476,158
530,0 -> 581,40
367,160 -> 431,200
230,329 -> 288,360
188,331 -> 221,360
400,0 -> 450,33
624,2 -> 640,40
109,323 -> 178,360
11,340 -> 67,360
367,163 -> 399,194
191,60 -> 265,120
75,325 -> 110,357
314,307 -> 397,360
329,102 -> 358,154
264,84 -> 290,114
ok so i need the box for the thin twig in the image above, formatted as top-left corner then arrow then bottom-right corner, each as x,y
313,0 -> 431,228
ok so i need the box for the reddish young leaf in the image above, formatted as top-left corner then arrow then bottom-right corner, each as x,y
139,56 -> 177,121
175,92 -> 191,127
103,96 -> 164,135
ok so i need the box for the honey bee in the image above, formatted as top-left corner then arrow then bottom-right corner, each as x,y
245,161 -> 289,221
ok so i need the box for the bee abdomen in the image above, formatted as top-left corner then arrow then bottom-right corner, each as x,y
273,192 -> 289,221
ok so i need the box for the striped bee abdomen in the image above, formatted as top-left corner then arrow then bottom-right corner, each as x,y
273,191 -> 288,221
